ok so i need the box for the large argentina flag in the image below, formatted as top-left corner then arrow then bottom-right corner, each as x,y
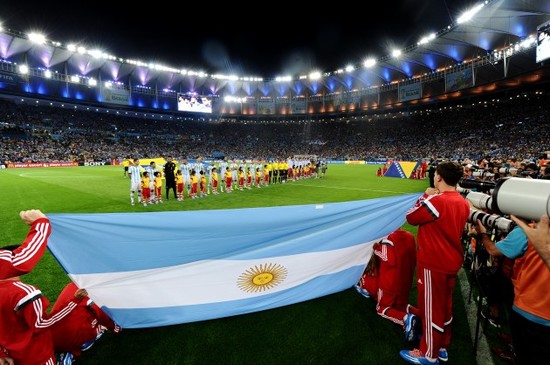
48,193 -> 420,328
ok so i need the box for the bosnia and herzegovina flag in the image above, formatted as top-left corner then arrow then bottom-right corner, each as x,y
47,193 -> 420,329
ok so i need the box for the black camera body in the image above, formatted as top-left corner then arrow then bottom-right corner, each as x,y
459,178 -> 496,194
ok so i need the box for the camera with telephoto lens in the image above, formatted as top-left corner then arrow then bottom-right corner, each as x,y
456,186 -> 471,196
498,167 -> 518,175
459,178 -> 496,194
471,170 -> 494,178
464,177 -> 550,221
465,191 -> 493,210
468,208 -> 515,233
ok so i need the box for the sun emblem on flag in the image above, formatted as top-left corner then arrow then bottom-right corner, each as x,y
237,263 -> 288,293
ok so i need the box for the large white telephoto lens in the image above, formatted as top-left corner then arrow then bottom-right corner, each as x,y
466,191 -> 493,210
492,177 -> 550,221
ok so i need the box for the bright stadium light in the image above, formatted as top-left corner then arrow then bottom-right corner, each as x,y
67,44 -> 77,52
457,3 -> 485,24
88,49 -> 104,59
418,33 -> 436,45
44,69 -> 52,78
519,36 -> 535,49
345,65 -> 355,72
392,49 -> 402,58
18,65 -> 29,74
309,71 -> 321,80
364,58 -> 376,68
27,32 -> 46,44
77,46 -> 86,54
275,76 -> 292,82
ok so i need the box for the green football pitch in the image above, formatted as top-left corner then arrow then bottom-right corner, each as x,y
0,164 -> 479,365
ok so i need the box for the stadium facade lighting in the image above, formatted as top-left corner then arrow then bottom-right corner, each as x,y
18,64 -> 28,74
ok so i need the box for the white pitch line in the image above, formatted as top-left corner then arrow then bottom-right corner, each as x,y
18,173 -> 102,178
291,182 -> 414,195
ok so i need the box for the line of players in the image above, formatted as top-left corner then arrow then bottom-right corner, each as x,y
129,158 -> 323,206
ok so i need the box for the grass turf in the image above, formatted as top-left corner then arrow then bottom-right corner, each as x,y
0,164 -> 476,364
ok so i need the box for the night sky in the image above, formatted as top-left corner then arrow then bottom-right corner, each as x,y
0,0 -> 476,78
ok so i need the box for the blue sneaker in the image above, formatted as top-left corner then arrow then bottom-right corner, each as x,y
438,348 -> 448,362
353,284 -> 371,298
56,352 -> 73,365
81,338 -> 96,352
399,349 -> 439,365
81,330 -> 105,351
403,313 -> 418,342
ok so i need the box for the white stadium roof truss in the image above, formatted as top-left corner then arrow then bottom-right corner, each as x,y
0,0 -> 548,98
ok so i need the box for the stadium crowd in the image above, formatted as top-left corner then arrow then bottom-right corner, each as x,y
0,90 -> 548,165
2,88 -> 550,365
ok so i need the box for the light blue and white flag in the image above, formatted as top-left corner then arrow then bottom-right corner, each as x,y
48,193 -> 420,328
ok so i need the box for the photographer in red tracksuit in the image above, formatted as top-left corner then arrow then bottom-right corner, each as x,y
50,282 -> 121,364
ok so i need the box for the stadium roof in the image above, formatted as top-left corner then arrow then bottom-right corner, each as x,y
0,0 -> 549,96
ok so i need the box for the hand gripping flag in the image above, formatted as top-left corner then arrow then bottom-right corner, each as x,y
48,193 -> 420,328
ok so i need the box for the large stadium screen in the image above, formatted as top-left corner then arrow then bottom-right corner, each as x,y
536,20 -> 550,64
177,93 -> 212,113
